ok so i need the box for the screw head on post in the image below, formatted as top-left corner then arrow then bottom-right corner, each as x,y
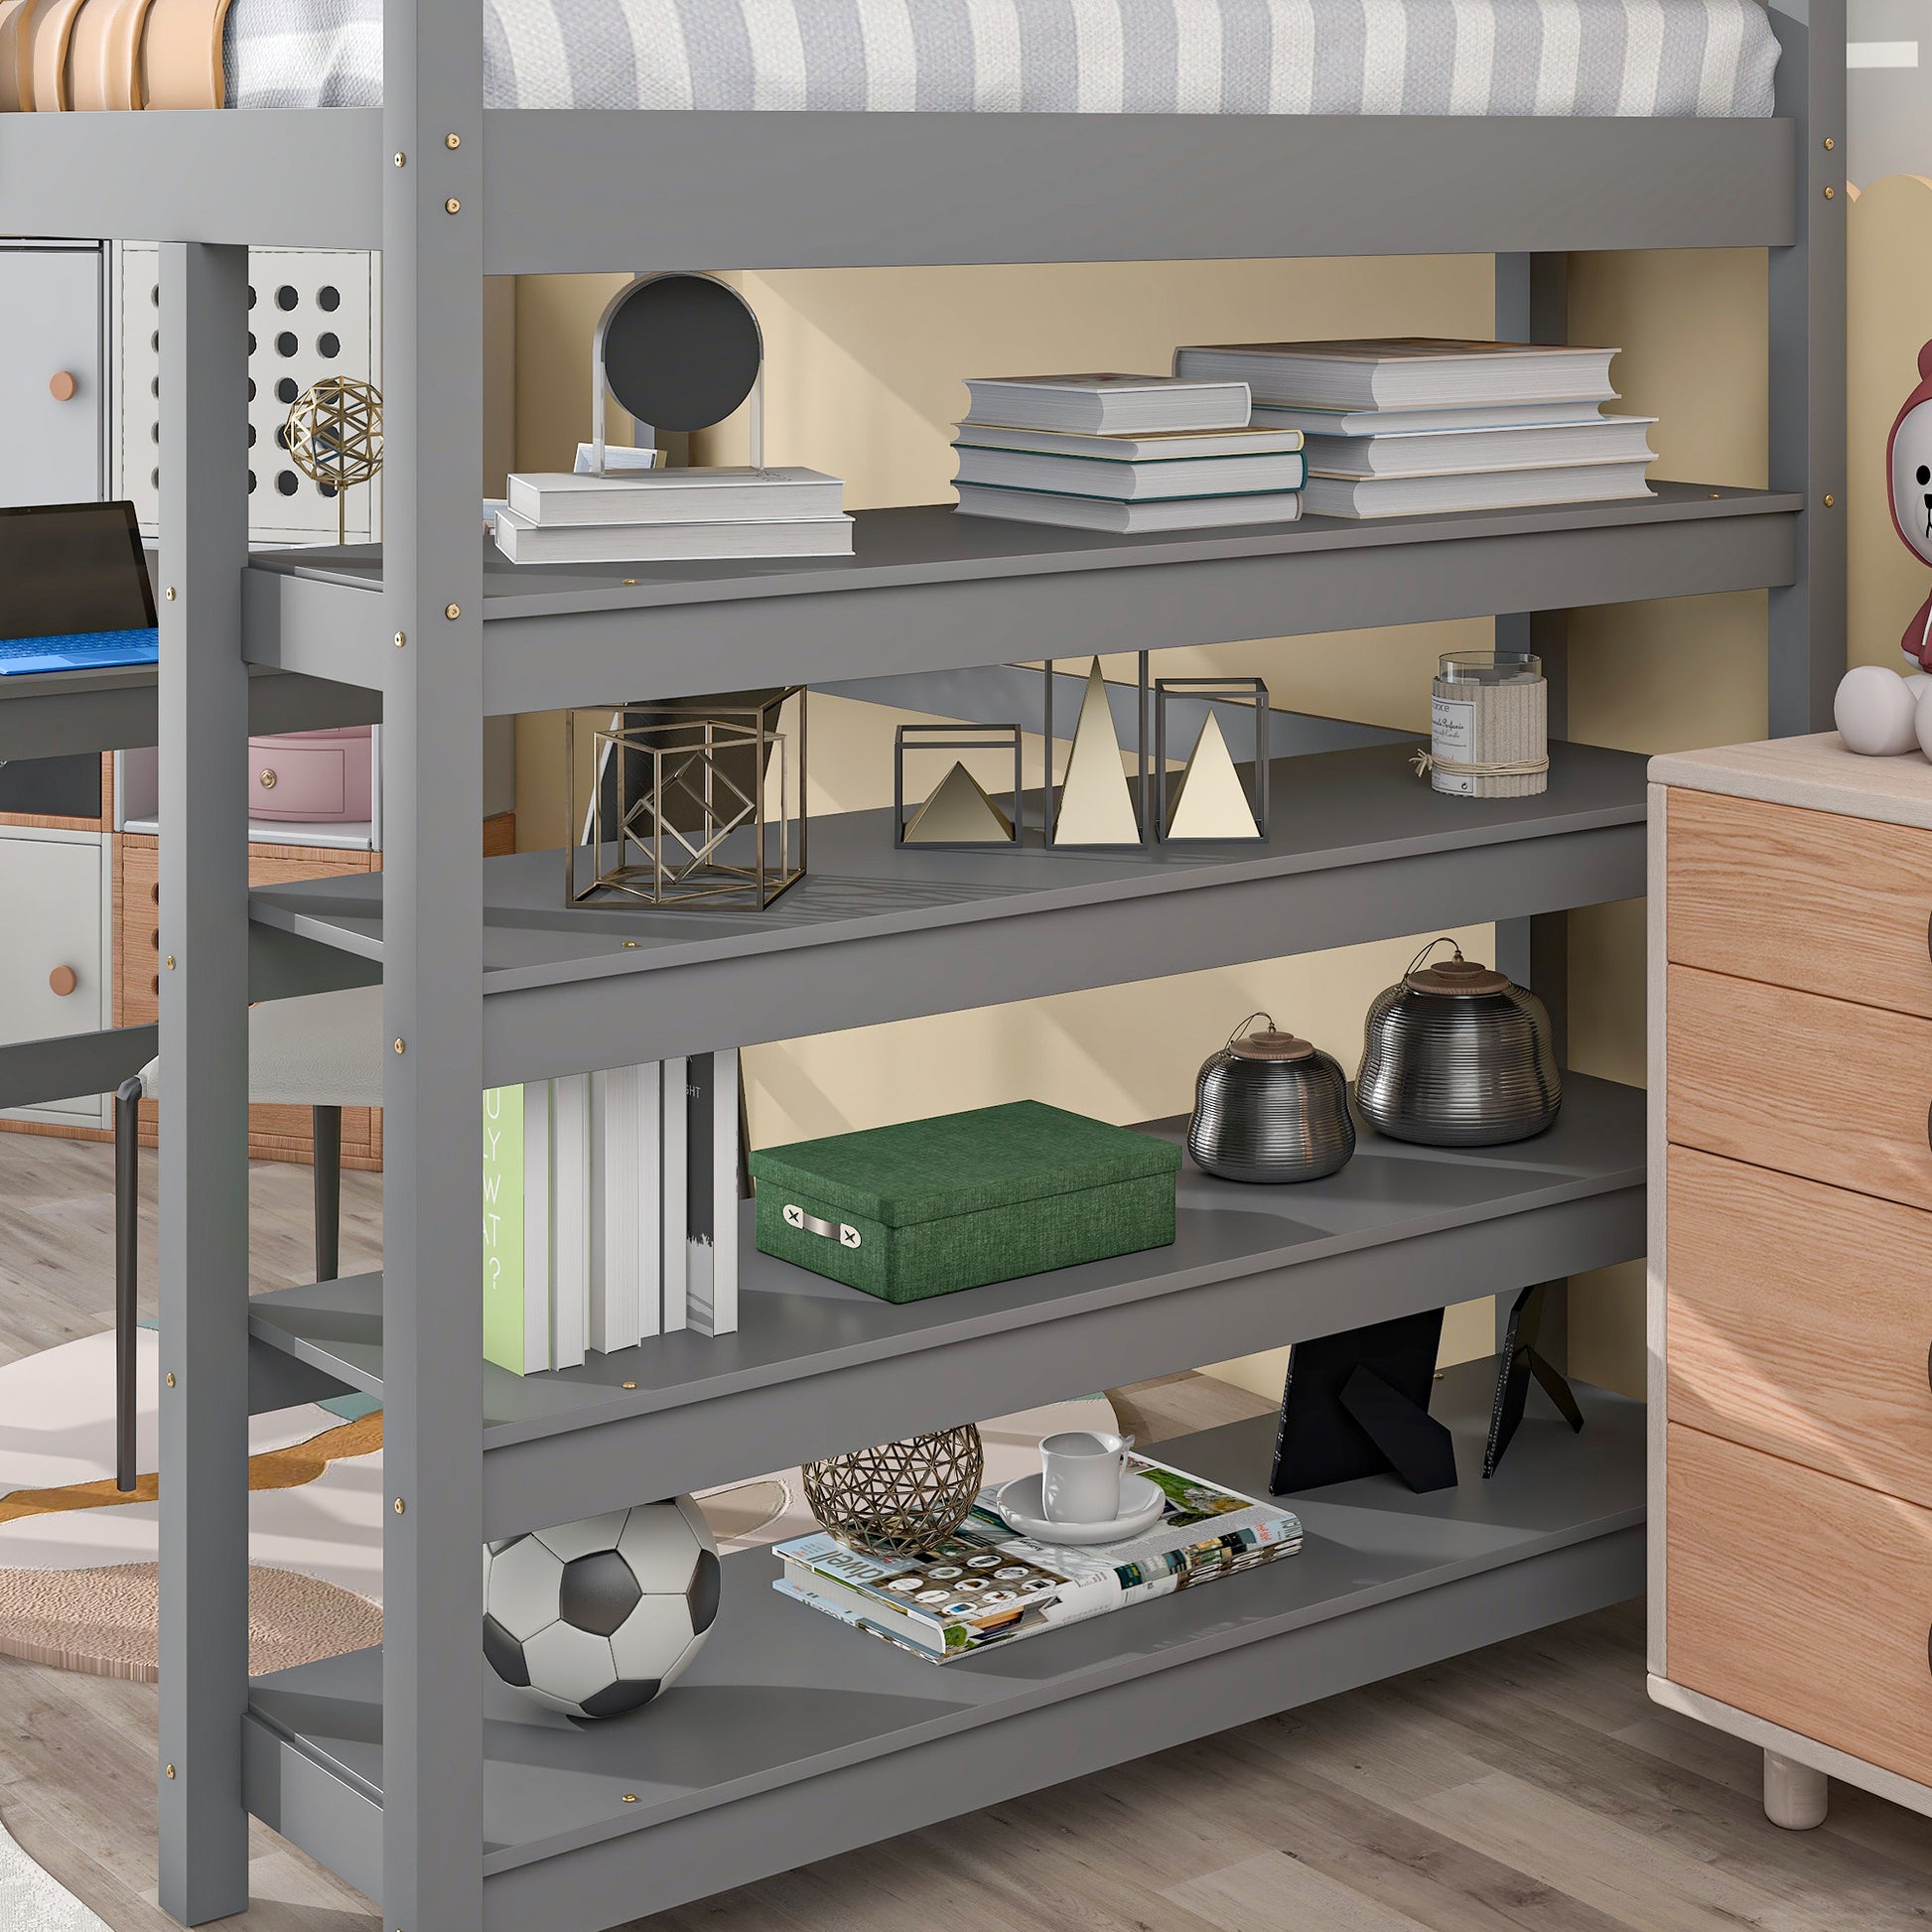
445,603 -> 461,620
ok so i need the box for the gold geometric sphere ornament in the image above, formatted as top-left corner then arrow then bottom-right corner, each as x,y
802,1426 -> 986,1557
284,376 -> 383,545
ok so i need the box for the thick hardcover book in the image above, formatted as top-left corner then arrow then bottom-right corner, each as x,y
775,1451 -> 1303,1662
660,1056 -> 689,1333
492,507 -> 854,565
953,444 -> 1307,502
549,1073 -> 592,1371
506,466 -> 844,526
1250,398 -> 1608,437
954,422 -> 1304,461
1174,339 -> 1620,412
1303,459 -> 1654,519
953,482 -> 1303,536
685,1048 -> 741,1339
961,373 -> 1251,436
1304,415 -> 1656,481
591,1062 -> 661,1354
482,1082 -> 552,1376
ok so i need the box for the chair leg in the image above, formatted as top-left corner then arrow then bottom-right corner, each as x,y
114,1077 -> 143,1493
312,1104 -> 342,1283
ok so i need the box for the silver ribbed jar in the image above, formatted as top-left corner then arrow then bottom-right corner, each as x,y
1356,944 -> 1561,1148
1187,1016 -> 1355,1183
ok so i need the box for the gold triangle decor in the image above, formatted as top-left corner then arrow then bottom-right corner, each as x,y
1054,658 -> 1142,846
903,759 -> 1015,844
1167,712 -> 1261,840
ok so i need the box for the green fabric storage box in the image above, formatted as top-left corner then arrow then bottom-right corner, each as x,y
749,1100 -> 1180,1304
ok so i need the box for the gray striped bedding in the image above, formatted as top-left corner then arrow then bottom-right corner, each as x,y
224,0 -> 1779,116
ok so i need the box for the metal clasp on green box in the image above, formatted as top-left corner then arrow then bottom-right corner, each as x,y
749,1100 -> 1181,1303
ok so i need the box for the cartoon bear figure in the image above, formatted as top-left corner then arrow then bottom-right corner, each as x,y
1891,341 -> 1932,669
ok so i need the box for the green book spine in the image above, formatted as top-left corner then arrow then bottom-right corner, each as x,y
483,1083 -> 530,1374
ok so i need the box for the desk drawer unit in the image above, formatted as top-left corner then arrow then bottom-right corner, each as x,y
0,826 -> 111,1128
1651,740 -> 1932,1834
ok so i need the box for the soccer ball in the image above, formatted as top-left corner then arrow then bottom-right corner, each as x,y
483,1497 -> 721,1721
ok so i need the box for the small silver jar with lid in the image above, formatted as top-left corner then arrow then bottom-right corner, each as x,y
1356,940 -> 1561,1147
1187,1015 -> 1355,1184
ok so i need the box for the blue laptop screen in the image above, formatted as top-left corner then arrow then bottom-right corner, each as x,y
0,501 -> 158,676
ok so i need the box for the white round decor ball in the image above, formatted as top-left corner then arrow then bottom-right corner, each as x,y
1836,665 -> 1920,756
1914,685 -> 1932,763
1908,673 -> 1932,700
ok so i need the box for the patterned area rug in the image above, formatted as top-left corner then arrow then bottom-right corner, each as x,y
0,1561 -> 384,1683
0,1813 -> 108,1932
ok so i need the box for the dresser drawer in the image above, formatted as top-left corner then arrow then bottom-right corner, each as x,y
1668,1425 -> 1932,1788
1668,1147 -> 1932,1507
1667,963 -> 1932,1210
1667,787 -> 1932,1018
247,729 -> 373,824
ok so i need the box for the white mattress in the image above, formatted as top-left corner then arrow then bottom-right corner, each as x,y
224,0 -> 1779,116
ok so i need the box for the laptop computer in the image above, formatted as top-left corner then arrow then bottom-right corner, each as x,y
0,501 -> 159,676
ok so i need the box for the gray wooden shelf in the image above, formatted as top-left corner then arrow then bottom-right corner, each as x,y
240,1358 -> 1645,1929
0,107 -> 1794,273
247,1073 -> 1642,1533
0,661 -> 379,762
245,738 -> 1647,1084
241,484 -> 1800,714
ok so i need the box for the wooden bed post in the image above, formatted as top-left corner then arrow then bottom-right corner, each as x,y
1767,0 -> 1848,734
379,0 -> 488,1919
156,238 -> 253,1925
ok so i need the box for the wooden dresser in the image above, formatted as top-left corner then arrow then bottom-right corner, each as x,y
1650,732 -> 1932,1832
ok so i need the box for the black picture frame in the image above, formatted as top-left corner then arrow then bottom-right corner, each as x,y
1483,1281 -> 1585,1478
1269,1309 -> 1459,1496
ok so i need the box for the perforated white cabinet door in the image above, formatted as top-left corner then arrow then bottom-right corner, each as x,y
0,831 -> 109,1124
116,243 -> 379,543
0,246 -> 103,506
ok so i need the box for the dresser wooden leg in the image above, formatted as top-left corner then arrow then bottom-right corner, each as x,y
1763,1750 -> 1829,1829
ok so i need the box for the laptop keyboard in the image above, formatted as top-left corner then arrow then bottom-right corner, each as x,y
0,627 -> 160,675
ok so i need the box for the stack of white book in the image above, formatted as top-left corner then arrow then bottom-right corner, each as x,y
950,374 -> 1306,535
1173,340 -> 1656,519
492,467 -> 853,564
482,1051 -> 742,1372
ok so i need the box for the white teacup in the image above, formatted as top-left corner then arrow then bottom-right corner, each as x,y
1039,1429 -> 1136,1524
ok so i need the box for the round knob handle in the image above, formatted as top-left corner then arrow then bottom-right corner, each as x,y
48,370 -> 76,402
258,767 -> 278,790
48,965 -> 77,996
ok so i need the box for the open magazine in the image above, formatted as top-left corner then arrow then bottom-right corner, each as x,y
774,1450 -> 1304,1664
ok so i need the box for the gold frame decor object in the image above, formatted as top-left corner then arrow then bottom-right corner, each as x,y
284,375 -> 384,547
803,1426 -> 987,1557
565,690 -> 806,911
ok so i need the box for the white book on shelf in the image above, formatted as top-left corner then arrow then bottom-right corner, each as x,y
686,1048 -> 741,1339
660,1055 -> 689,1333
550,1073 -> 592,1371
523,1080 -> 554,1374
506,467 -> 845,527
591,1062 -> 663,1354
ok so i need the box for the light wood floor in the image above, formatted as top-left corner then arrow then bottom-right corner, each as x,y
1,1132 -> 1927,1932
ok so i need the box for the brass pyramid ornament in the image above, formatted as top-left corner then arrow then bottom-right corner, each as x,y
903,759 -> 1015,844
1167,712 -> 1261,840
1054,657 -> 1142,846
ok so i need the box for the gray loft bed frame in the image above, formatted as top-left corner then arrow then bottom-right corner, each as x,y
0,0 -> 1844,1925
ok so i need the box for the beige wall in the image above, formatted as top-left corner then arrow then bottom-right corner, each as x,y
511,244 -> 1778,1405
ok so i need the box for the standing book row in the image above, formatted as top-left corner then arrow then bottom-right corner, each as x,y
483,1050 -> 742,1371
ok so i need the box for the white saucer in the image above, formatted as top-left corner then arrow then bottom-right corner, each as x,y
993,1472 -> 1167,1546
